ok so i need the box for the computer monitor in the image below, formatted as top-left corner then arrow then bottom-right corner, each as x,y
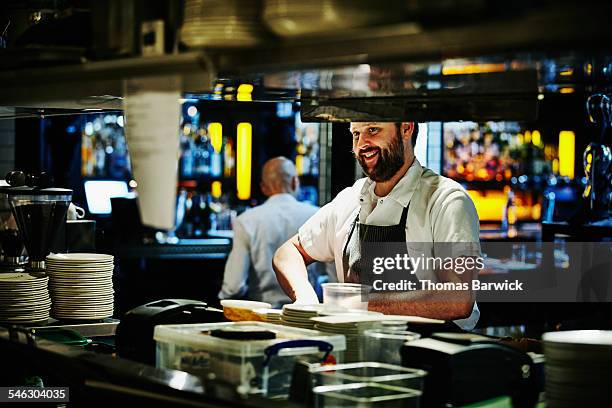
84,180 -> 129,215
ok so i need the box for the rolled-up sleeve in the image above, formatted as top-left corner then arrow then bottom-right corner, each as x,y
219,218 -> 250,299
431,189 -> 481,257
298,199 -> 339,263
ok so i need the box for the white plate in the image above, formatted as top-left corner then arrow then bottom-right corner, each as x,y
50,271 -> 113,280
543,330 -> 612,346
47,267 -> 114,272
0,293 -> 49,299
52,312 -> 113,319
50,285 -> 112,290
0,272 -> 47,280
49,278 -> 113,284
53,306 -> 114,312
50,291 -> 114,297
47,253 -> 114,262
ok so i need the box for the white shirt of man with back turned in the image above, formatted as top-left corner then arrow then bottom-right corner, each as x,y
219,156 -> 327,308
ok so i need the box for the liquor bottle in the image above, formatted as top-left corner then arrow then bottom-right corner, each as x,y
501,188 -> 517,231
179,132 -> 194,178
194,127 -> 211,177
223,137 -> 235,177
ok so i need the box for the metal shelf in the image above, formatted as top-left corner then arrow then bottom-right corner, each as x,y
0,2 -> 609,115
0,52 -> 215,111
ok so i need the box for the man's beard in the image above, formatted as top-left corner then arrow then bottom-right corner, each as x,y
356,131 -> 405,182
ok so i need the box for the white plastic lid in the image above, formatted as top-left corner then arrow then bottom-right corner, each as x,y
154,321 -> 346,357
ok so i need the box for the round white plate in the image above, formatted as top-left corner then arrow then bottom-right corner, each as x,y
47,253 -> 114,262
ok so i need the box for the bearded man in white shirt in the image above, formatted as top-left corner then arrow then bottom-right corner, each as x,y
219,156 -> 326,307
273,122 -> 481,329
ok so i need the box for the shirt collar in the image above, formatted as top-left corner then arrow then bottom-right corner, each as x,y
360,157 -> 423,208
265,193 -> 298,204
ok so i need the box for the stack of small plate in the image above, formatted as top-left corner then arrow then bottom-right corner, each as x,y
46,253 -> 114,321
312,315 -> 384,362
543,330 -> 612,406
254,308 -> 283,324
280,304 -> 325,329
0,272 -> 50,324
181,0 -> 266,48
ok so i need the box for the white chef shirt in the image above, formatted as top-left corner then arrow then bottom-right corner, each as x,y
220,193 -> 323,307
298,158 -> 481,329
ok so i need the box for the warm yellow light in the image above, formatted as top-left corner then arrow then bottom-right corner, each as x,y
558,131 -> 575,179
552,159 -> 559,174
532,130 -> 541,146
237,84 -> 253,102
524,130 -> 532,144
476,168 -> 488,179
442,63 -> 506,76
295,155 -> 304,176
531,203 -> 542,220
208,122 -> 223,153
467,190 -> 507,221
211,181 -> 222,199
559,87 -> 574,94
236,122 -> 252,200
559,68 -> 574,76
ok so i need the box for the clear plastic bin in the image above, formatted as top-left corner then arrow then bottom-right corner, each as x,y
154,321 -> 346,397
322,283 -> 370,311
312,362 -> 426,391
313,382 -> 422,407
363,328 -> 421,365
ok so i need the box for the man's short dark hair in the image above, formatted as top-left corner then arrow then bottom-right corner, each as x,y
395,122 -> 419,147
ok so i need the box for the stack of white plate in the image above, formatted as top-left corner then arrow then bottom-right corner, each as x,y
281,304 -> 325,329
254,308 -> 283,323
0,272 -> 50,324
46,253 -> 114,321
181,0 -> 266,48
263,0 -> 403,37
543,330 -> 612,406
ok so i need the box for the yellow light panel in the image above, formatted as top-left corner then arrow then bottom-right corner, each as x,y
237,84 -> 253,102
295,155 -> 304,176
558,131 -> 575,179
237,122 -> 252,200
208,122 -> 223,153
532,130 -> 541,146
211,181 -> 222,199
442,63 -> 506,76
467,190 -> 506,221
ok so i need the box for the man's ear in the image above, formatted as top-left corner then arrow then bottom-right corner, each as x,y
291,176 -> 299,192
260,181 -> 269,196
400,122 -> 414,141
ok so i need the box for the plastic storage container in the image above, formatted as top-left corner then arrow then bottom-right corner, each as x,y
363,328 -> 421,365
154,321 -> 346,397
322,283 -> 370,311
313,382 -> 422,407
312,362 -> 426,391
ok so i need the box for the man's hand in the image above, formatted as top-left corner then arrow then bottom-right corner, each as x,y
273,234 -> 320,303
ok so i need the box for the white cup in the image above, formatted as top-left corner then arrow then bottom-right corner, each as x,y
67,203 -> 86,220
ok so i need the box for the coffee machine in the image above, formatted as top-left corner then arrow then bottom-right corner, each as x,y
4,172 -> 72,272
0,182 -> 26,271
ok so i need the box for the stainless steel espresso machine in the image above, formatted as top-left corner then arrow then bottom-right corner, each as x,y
3,172 -> 72,272
0,182 -> 26,272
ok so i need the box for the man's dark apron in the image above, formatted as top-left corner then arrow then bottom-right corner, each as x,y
342,203 -> 410,283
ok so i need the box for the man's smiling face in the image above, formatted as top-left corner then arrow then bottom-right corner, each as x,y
350,122 -> 405,182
